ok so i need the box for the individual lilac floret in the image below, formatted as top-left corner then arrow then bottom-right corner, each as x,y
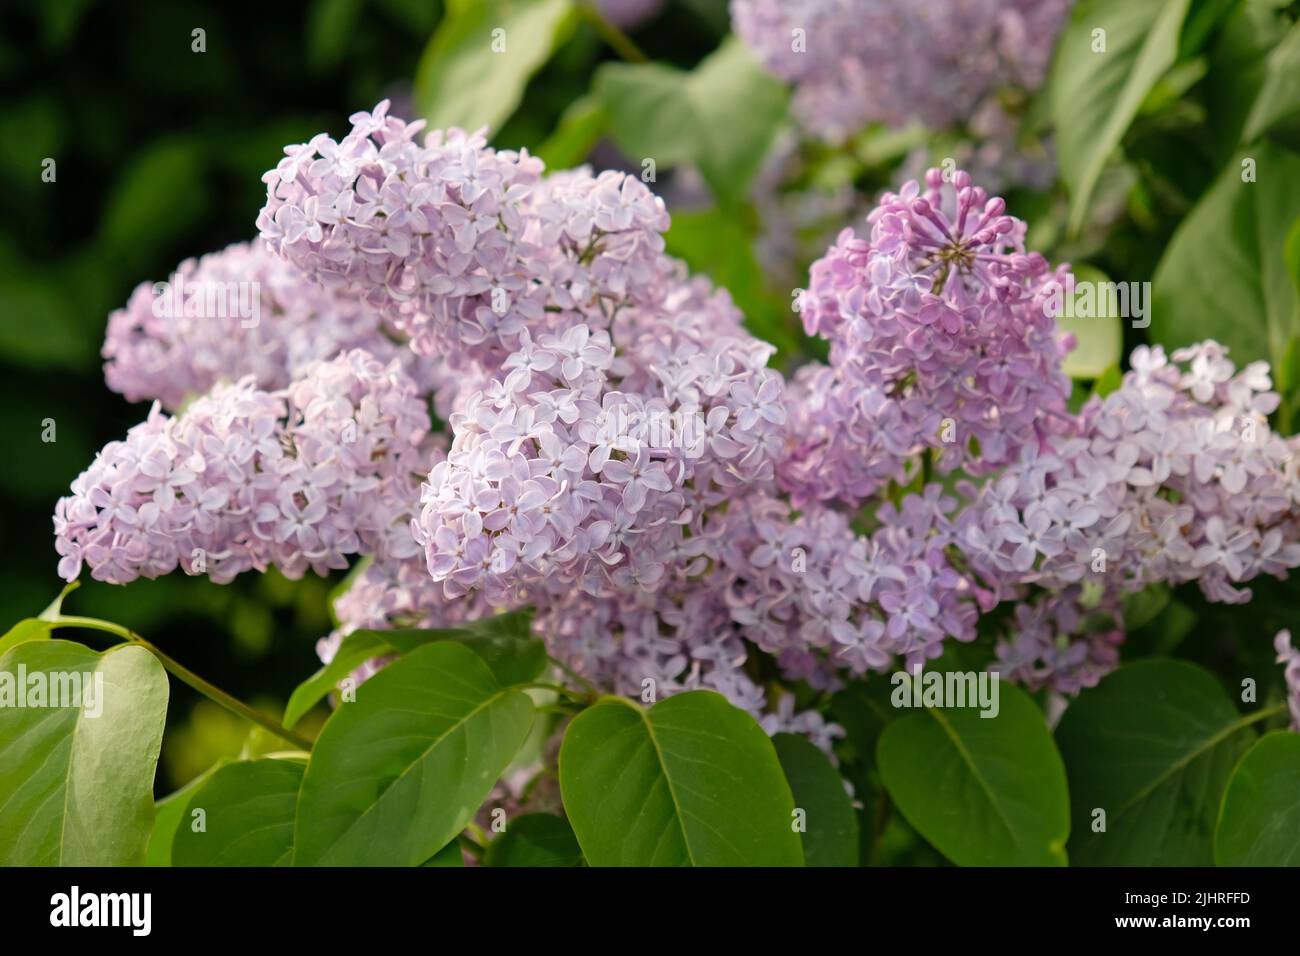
258,101 -> 669,371
54,350 -> 431,585
781,167 -> 1074,506
1273,630 -> 1300,731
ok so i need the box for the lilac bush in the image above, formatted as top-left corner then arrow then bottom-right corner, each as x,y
51,102 -> 1300,727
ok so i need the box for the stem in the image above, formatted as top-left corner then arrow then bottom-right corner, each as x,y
577,2 -> 648,63
50,615 -> 314,751
548,655 -> 600,697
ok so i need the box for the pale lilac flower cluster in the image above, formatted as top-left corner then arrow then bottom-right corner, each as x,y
959,344 -> 1300,607
782,167 -> 1073,506
102,239 -> 462,419
413,276 -> 787,603
948,342 -> 1300,693
55,350 -> 430,585
716,489 -> 980,677
730,0 -> 1072,141
258,102 -> 669,371
1273,630 -> 1300,731
103,241 -> 393,410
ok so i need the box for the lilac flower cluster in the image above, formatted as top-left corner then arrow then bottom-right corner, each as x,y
730,0 -> 1071,141
102,239 -> 462,419
782,168 -> 1073,507
413,276 -> 786,603
955,344 -> 1300,692
56,350 -> 430,584
258,102 -> 669,372
991,587 -> 1124,694
960,344 -> 1300,605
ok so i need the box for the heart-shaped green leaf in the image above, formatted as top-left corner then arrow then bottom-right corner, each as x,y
415,0 -> 577,136
283,611 -> 544,729
173,758 -> 306,866
1149,142 -> 1300,369
0,639 -> 168,865
1056,660 -> 1260,865
877,680 -> 1070,866
773,732 -> 858,867
145,760 -> 228,867
293,641 -> 534,866
559,691 -> 803,866
595,35 -> 788,206
1050,0 -> 1193,234
1215,731 -> 1300,866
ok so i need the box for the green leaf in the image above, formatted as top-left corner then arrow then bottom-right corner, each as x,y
1215,731 -> 1300,866
559,691 -> 803,866
773,733 -> 859,867
595,35 -> 788,205
0,581 -> 81,657
1056,264 -> 1125,379
1149,142 -> 1300,369
664,205 -> 801,355
421,840 -> 465,867
829,679 -> 895,772
283,611 -> 544,729
877,680 -> 1070,866
96,138 -> 209,273
293,642 -> 535,866
172,758 -> 306,866
1050,0 -> 1193,234
307,0 -> 363,72
484,813 -> 584,866
0,640 -> 168,865
1204,0 -> 1293,161
414,0 -> 578,136
1055,660 -> 1259,865
535,94 -> 608,169
1243,20 -> 1300,142
145,761 -> 227,867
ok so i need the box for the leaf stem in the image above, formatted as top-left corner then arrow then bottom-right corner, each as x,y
50,614 -> 314,751
577,2 -> 649,63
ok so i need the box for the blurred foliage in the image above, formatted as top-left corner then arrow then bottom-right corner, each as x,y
5,0 -> 1300,863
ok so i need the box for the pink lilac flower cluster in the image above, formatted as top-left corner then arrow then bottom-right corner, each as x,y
257,102 -> 669,373
729,0 -> 1071,140
782,168 -> 1074,507
1274,630 -> 1300,731
55,349 -> 431,585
